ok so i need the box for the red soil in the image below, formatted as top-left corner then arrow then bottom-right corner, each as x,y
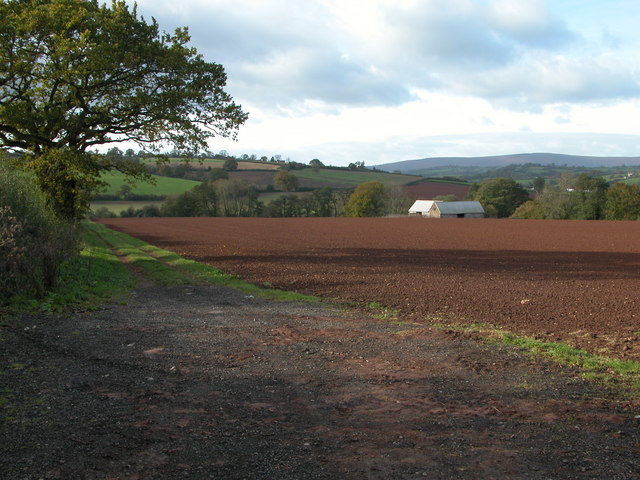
404,181 -> 470,200
99,217 -> 640,360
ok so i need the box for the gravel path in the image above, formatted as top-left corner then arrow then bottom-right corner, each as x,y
2,280 -> 639,479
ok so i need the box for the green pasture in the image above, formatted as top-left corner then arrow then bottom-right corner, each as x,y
619,177 -> 640,185
99,171 -> 201,196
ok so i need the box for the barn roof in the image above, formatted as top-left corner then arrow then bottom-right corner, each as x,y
434,201 -> 485,215
408,200 -> 440,213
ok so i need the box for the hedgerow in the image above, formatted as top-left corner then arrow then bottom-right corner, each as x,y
0,159 -> 78,302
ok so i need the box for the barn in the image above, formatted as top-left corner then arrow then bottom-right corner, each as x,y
408,200 -> 441,216
429,201 -> 485,218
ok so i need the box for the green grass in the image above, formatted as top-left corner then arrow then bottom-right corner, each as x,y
620,177 -> 640,185
365,301 -> 401,320
2,223 -> 137,315
433,322 -> 640,398
88,222 -> 318,302
99,171 -> 201,196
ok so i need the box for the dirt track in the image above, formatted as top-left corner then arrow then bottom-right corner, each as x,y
3,284 -> 640,479
100,217 -> 640,361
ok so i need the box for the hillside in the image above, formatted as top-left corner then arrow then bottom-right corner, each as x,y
378,153 -> 640,173
98,172 -> 201,197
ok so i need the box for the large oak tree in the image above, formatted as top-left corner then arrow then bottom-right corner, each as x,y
0,0 -> 247,218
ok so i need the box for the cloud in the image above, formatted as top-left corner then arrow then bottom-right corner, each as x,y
234,49 -> 413,111
383,1 -> 514,70
487,0 -> 577,49
460,54 -> 640,109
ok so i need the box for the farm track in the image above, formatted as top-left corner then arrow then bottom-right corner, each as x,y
100,217 -> 640,361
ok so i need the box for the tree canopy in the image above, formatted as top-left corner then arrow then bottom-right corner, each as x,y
344,181 -> 386,217
0,0 -> 247,218
274,169 -> 299,192
604,182 -> 640,220
469,177 -> 529,218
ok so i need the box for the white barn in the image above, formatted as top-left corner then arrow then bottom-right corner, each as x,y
408,200 -> 441,216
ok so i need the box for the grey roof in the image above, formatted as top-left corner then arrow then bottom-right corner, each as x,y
433,201 -> 485,215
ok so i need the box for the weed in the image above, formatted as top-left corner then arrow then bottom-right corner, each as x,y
431,321 -> 640,398
365,301 -> 400,320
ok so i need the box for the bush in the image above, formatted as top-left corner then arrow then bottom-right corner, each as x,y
91,206 -> 117,218
0,161 -> 78,301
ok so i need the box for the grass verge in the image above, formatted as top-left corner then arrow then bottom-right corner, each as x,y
435,322 -> 640,399
2,223 -> 136,316
87,222 -> 318,302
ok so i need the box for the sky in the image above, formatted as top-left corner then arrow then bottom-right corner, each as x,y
130,0 -> 640,167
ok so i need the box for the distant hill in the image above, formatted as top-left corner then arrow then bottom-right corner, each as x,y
377,153 -> 640,173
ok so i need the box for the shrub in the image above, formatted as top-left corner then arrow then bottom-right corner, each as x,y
0,160 -> 78,301
91,206 -> 117,218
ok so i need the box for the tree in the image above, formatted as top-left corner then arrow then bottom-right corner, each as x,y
572,174 -> 608,220
511,200 -> 546,219
344,181 -> 386,217
208,168 -> 229,182
264,194 -> 303,217
309,187 -> 338,217
309,158 -> 323,173
217,179 -> 261,216
223,158 -> 239,171
384,185 -> 412,215
274,170 -> 299,192
533,177 -> 546,194
106,147 -> 124,159
604,182 -> 640,220
470,178 -> 529,218
117,184 -> 133,200
0,0 -> 247,219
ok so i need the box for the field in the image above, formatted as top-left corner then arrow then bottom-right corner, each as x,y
98,171 -> 201,196
140,157 -> 281,170
293,168 -> 419,188
99,217 -> 640,361
404,180 -> 471,200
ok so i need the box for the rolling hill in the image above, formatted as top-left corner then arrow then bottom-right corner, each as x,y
377,153 -> 640,174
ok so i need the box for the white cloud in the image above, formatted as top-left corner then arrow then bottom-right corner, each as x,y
127,0 -> 640,165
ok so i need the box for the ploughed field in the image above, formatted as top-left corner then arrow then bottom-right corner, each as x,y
100,218 -> 640,360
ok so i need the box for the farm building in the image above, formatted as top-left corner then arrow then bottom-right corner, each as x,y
408,200 -> 441,216
429,201 -> 485,218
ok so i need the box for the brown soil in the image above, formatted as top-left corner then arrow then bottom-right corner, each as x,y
100,217 -> 640,361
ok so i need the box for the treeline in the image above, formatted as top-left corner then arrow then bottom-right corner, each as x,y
446,173 -> 640,220
94,181 -> 413,219
511,174 -> 640,220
